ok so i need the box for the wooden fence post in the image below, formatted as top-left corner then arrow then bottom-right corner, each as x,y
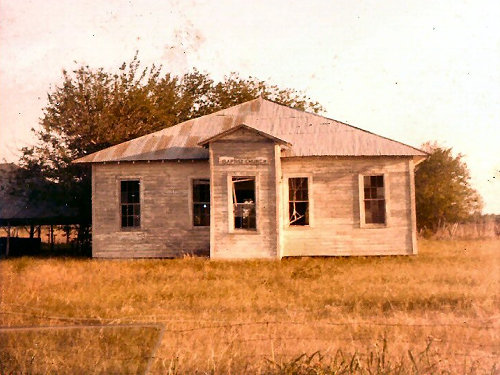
6,222 -> 10,257
50,224 -> 54,251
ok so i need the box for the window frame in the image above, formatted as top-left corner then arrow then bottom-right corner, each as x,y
284,173 -> 313,229
189,177 -> 211,229
118,178 -> 143,231
358,173 -> 389,228
227,174 -> 259,233
287,176 -> 310,227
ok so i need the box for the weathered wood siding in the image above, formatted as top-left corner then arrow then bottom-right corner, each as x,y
209,128 -> 279,259
281,157 -> 415,256
92,161 -> 210,258
91,151 -> 417,258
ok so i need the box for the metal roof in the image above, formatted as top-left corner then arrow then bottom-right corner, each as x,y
74,97 -> 426,163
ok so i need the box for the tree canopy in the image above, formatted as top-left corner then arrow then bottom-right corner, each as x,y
415,142 -> 482,232
18,54 -> 323,247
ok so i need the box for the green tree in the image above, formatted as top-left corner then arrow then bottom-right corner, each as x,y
415,142 -> 482,232
18,53 -> 323,250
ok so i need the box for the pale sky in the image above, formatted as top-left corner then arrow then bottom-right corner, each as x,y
0,0 -> 499,213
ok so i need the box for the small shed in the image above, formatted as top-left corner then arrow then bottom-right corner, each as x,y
74,98 -> 427,259
0,163 -> 77,256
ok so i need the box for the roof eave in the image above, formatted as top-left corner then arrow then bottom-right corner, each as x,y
72,156 -> 92,164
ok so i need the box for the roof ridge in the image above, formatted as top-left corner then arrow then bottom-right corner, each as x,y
259,98 -> 428,155
110,97 -> 265,140
160,97 -> 263,133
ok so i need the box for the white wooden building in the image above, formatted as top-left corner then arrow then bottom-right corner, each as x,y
75,98 -> 427,259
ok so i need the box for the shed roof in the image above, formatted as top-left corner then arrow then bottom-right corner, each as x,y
74,97 -> 426,163
0,163 -> 77,225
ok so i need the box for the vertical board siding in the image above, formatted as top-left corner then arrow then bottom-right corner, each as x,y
209,128 -> 278,259
281,157 -> 413,256
92,161 -> 210,258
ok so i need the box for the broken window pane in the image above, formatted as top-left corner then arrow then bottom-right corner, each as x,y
363,175 -> 385,224
232,177 -> 256,230
193,179 -> 210,226
289,177 -> 309,225
121,180 -> 140,228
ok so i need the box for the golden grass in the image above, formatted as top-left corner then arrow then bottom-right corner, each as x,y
0,239 -> 498,374
0,326 -> 158,374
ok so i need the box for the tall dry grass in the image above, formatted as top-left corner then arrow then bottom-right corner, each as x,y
0,239 -> 498,374
0,326 -> 158,374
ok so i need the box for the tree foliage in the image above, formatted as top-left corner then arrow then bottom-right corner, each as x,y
18,53 -> 323,245
415,142 -> 482,232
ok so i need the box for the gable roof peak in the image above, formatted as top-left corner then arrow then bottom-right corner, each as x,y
198,123 -> 292,147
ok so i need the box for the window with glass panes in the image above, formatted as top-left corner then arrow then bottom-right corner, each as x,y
232,177 -> 256,230
363,175 -> 385,224
288,177 -> 309,225
121,180 -> 140,228
193,179 -> 210,226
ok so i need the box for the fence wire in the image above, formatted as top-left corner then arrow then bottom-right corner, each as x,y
1,305 -> 498,375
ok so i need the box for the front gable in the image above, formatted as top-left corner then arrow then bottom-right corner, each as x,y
198,124 -> 291,147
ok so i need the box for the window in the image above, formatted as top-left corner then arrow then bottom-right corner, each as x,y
363,175 -> 386,224
121,180 -> 140,228
231,177 -> 256,230
289,177 -> 309,225
193,179 -> 210,226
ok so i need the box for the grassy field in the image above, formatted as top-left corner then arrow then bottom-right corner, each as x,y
0,239 -> 498,374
